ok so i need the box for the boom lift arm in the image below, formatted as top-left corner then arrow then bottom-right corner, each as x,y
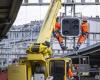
27,0 -> 61,58
37,0 -> 61,43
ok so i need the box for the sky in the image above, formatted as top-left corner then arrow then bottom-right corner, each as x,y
13,0 -> 100,25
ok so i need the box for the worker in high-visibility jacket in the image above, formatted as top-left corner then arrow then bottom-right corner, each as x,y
74,18 -> 89,50
67,60 -> 74,80
53,17 -> 67,50
68,68 -> 73,79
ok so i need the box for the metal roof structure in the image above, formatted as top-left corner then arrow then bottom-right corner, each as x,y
70,42 -> 100,56
0,0 -> 22,40
70,42 -> 100,66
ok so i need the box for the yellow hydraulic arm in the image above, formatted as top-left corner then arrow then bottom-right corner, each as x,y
37,0 -> 61,43
27,0 -> 61,57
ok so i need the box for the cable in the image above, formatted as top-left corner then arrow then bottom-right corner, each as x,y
39,5 -> 42,20
24,6 -> 28,24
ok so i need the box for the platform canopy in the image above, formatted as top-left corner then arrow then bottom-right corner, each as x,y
0,0 -> 22,40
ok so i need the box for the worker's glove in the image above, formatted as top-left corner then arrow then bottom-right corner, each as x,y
82,32 -> 89,38
55,30 -> 60,33
81,32 -> 86,35
52,31 -> 56,37
44,41 -> 50,47
69,77 -> 74,80
82,32 -> 88,36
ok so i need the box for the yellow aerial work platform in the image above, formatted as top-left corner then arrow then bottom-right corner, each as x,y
8,0 -> 73,80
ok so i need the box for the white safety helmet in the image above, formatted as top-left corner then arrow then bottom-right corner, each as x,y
82,17 -> 87,22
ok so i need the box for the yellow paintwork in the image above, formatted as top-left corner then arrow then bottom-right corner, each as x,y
48,57 -> 72,80
27,0 -> 61,58
8,64 -> 27,80
37,0 -> 61,43
27,62 -> 32,80
27,54 -> 46,61
27,43 -> 52,59
48,57 -> 71,61
8,57 -> 71,80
